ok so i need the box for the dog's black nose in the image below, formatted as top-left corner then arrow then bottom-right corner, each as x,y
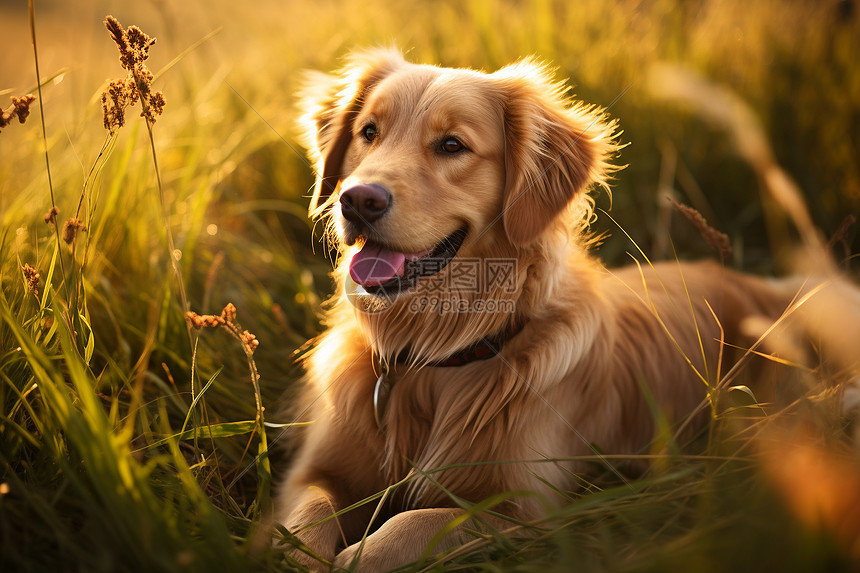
340,184 -> 391,224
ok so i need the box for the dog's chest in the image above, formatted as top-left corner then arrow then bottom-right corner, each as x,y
376,366 -> 525,504
379,370 -> 438,464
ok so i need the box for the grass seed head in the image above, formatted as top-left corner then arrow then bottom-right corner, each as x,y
11,95 -> 36,123
670,198 -> 733,262
104,16 -> 127,61
101,78 -> 139,131
22,264 -> 40,297
0,94 -> 36,133
186,304 -> 259,355
102,15 -> 165,132
147,91 -> 166,121
62,218 -> 87,245
241,330 -> 260,353
221,302 -> 237,324
105,16 -> 156,71
43,206 -> 59,224
186,311 -> 224,329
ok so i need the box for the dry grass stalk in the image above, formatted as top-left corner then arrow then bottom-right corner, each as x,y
100,15 -> 188,320
101,15 -> 166,132
0,95 -> 36,133
669,198 -> 732,263
186,303 -> 266,495
827,214 -> 856,264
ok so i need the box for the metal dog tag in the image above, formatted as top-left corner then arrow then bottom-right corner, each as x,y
373,368 -> 392,429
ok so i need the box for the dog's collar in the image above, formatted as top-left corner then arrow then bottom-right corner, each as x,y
373,319 -> 526,428
395,319 -> 526,367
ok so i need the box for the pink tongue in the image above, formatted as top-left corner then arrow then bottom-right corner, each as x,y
349,243 -> 407,286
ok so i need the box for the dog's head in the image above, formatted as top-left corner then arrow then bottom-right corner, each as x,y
298,48 -> 617,319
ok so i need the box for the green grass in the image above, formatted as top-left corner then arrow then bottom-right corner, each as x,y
2,1 -> 859,571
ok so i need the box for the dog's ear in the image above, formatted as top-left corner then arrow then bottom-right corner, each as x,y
494,60 -> 617,245
298,48 -> 405,218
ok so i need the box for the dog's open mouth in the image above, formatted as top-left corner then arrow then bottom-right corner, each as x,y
348,227 -> 468,297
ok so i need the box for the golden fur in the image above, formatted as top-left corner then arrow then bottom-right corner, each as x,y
276,49 -> 828,571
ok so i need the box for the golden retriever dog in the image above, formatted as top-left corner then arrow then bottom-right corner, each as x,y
275,48 -> 853,571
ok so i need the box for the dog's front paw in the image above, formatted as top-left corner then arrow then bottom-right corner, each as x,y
334,539 -> 411,573
332,544 -> 360,571
332,542 -> 393,573
274,526 -> 336,572
289,551 -> 329,572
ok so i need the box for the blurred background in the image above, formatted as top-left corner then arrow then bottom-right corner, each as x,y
1,1 -> 859,570
3,0 -> 858,271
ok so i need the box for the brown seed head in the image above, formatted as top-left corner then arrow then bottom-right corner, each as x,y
102,15 -> 164,131
44,206 -> 59,224
104,17 -> 126,52
101,77 -> 139,132
670,198 -> 733,263
0,94 -> 36,133
62,218 -> 87,245
241,330 -> 260,354
11,95 -> 36,123
186,311 -> 224,329
145,91 -> 166,122
221,303 -> 237,324
187,304 -> 260,356
125,26 -> 156,63
22,264 -> 40,297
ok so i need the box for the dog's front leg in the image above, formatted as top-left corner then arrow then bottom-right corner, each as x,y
279,485 -> 346,570
332,507 -> 509,572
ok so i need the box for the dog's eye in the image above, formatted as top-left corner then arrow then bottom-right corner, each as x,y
439,137 -> 465,154
362,124 -> 378,142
